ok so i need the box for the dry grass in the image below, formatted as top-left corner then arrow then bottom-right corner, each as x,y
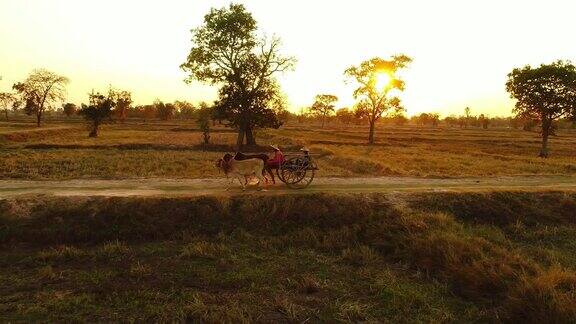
1,192 -> 576,321
0,119 -> 574,179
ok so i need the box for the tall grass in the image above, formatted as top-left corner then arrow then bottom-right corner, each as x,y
1,192 -> 575,321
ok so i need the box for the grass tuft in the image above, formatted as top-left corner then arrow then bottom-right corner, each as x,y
341,245 -> 380,266
504,266 -> 576,322
180,241 -> 229,259
38,245 -> 86,262
337,301 -> 371,322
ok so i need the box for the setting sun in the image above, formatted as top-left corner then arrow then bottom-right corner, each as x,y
374,72 -> 392,91
1,2 -> 576,322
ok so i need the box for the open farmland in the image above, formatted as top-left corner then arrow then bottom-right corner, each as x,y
0,119 -> 575,180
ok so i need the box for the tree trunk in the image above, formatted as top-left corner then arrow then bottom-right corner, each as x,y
368,119 -> 376,144
539,119 -> 551,158
236,126 -> 245,150
36,111 -> 42,127
321,114 -> 325,128
539,133 -> 549,158
4,109 -> 8,120
245,125 -> 256,146
89,125 -> 98,137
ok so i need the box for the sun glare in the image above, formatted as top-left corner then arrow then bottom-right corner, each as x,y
375,72 -> 391,91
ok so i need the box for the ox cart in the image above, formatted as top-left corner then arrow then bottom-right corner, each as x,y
276,151 -> 318,189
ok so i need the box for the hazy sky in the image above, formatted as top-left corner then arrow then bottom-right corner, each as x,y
1,0 -> 575,116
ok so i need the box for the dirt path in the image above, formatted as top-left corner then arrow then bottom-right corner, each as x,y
0,175 -> 575,197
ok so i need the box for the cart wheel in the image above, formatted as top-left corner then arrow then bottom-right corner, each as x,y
286,168 -> 315,189
281,157 -> 315,189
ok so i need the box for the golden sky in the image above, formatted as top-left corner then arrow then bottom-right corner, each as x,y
1,0 -> 575,116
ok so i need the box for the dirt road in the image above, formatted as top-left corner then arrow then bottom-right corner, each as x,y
0,175 -> 575,197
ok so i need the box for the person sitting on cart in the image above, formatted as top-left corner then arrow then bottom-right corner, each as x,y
300,147 -> 310,161
267,144 -> 285,169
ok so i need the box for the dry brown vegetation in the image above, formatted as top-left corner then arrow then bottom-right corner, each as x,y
0,118 -> 575,179
1,192 -> 576,322
1,117 -> 575,321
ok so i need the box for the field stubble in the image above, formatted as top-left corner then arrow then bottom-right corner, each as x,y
0,119 -> 575,180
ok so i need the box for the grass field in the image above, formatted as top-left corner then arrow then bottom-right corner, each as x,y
1,118 -> 576,322
0,118 -> 575,180
1,192 -> 576,322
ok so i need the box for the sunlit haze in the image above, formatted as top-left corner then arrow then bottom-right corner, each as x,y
1,0 -> 575,116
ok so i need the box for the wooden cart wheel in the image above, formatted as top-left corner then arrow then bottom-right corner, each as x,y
286,168 -> 315,189
281,157 -> 315,189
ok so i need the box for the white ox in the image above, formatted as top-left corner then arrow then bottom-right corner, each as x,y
216,153 -> 266,190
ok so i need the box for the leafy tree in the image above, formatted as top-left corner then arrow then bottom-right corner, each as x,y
432,113 -> 440,127
196,101 -> 218,126
142,105 -> 156,122
336,107 -> 354,125
390,113 -> 408,126
506,60 -> 576,157
181,3 -> 295,148
444,115 -> 459,127
464,107 -> 472,128
310,94 -> 337,128
155,100 -> 175,121
0,92 -> 16,120
345,55 -> 412,144
412,113 -> 438,127
12,69 -> 69,126
109,89 -> 132,123
479,114 -> 489,129
62,103 -> 77,118
174,100 -> 195,119
276,109 -> 292,125
78,92 -> 115,137
353,100 -> 372,125
296,107 -> 309,124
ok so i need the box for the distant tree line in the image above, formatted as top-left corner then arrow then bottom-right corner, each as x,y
283,105 -> 576,131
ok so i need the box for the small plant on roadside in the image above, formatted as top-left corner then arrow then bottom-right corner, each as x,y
196,103 -> 213,145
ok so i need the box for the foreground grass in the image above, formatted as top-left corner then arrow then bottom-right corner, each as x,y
1,192 -> 575,322
0,120 -> 575,179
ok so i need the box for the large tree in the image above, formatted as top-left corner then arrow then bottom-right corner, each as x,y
345,55 -> 411,144
12,69 -> 69,127
506,61 -> 576,157
309,94 -> 337,128
181,3 -> 295,148
0,92 -> 16,120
